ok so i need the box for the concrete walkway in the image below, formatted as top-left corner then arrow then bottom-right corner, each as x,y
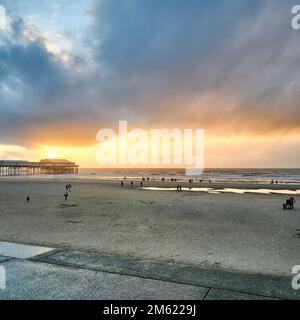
0,242 -> 298,300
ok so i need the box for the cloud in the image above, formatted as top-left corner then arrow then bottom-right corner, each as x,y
90,0 -> 300,133
0,0 -> 300,152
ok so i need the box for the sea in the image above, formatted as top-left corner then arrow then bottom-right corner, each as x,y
9,168 -> 298,184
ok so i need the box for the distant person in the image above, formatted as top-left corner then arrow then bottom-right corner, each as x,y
121,181 -> 124,187
64,191 -> 68,200
131,181 -> 133,187
276,180 -> 278,184
26,196 -> 30,203
140,181 -> 143,187
271,179 -> 274,184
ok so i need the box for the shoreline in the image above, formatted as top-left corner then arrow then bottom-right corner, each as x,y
1,176 -> 300,191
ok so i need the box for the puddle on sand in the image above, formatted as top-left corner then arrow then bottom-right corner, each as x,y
142,187 -> 300,195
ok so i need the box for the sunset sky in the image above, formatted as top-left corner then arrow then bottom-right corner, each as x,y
0,0 -> 300,168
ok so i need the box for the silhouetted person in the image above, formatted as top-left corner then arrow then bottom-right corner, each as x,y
64,191 -> 68,200
283,197 -> 295,209
121,181 -> 124,187
131,181 -> 133,187
26,196 -> 30,203
140,181 -> 143,187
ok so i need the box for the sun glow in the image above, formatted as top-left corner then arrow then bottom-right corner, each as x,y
47,151 -> 57,159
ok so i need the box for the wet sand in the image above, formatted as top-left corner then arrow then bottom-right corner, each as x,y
0,178 -> 299,275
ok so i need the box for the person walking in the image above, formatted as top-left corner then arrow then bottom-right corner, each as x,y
64,191 -> 68,200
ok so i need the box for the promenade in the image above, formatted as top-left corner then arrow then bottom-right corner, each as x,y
0,242 -> 297,300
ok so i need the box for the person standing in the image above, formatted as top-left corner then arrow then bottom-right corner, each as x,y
64,191 -> 68,200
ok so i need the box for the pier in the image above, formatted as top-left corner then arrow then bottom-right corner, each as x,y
0,159 -> 79,176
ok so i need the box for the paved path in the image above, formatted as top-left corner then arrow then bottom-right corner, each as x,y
0,242 -> 298,300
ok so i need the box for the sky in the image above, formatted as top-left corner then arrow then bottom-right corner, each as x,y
0,0 -> 300,168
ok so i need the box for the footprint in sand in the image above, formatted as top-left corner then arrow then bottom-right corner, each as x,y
66,220 -> 83,224
294,232 -> 300,238
58,204 -> 78,209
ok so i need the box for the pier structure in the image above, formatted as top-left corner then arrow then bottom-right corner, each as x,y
0,159 -> 79,176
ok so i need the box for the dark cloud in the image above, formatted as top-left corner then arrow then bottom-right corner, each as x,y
89,0 -> 300,132
0,0 -> 300,148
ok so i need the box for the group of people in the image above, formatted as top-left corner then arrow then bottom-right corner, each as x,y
120,181 -> 136,187
64,184 -> 72,200
271,180 -> 279,184
283,197 -> 296,210
26,183 -> 73,202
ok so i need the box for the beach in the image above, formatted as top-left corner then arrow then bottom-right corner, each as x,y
0,178 -> 299,276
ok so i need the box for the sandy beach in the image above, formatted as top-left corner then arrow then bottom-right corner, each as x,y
0,178 -> 299,276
